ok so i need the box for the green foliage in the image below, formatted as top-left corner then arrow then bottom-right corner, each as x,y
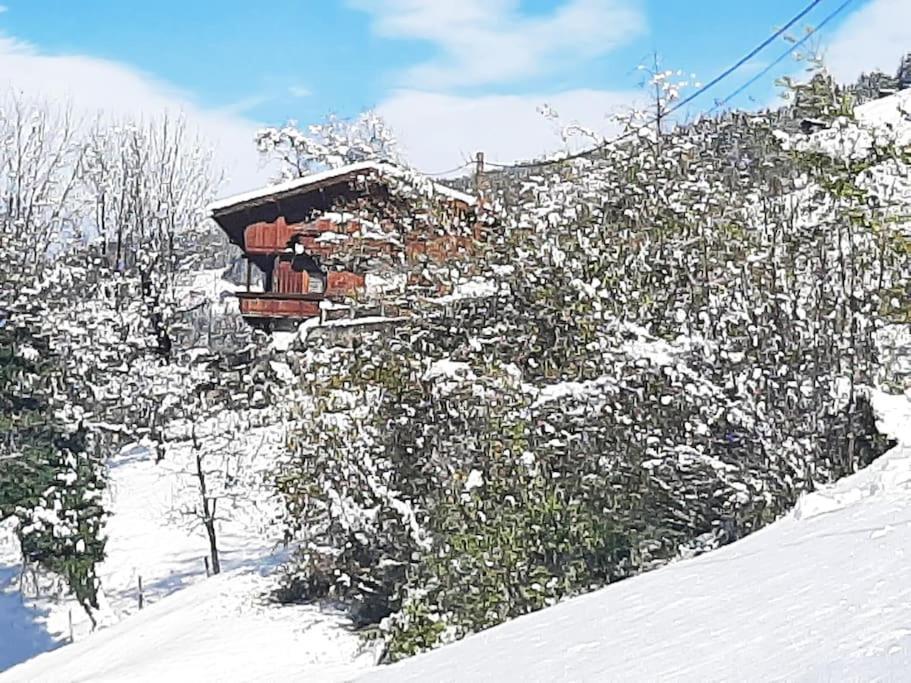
274,62 -> 908,665
384,451 -> 632,661
0,312 -> 107,622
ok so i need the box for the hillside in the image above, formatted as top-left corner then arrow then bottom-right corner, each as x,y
2,390 -> 908,681
1,433 -> 378,681
1,562 -> 376,683
2,74 -> 911,680
359,391 -> 911,682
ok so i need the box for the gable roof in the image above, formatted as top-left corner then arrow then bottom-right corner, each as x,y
207,161 -> 475,217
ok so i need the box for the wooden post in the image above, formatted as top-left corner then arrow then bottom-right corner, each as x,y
68,609 -> 74,644
245,257 -> 252,293
204,556 -> 211,577
138,576 -> 144,610
474,151 -> 486,241
474,151 -> 485,208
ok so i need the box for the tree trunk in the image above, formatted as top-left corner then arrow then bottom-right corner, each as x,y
195,450 -> 221,575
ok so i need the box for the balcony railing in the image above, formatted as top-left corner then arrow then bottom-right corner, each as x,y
237,292 -> 322,319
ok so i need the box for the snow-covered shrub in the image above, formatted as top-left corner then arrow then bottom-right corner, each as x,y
256,111 -> 402,180
274,65 -> 907,662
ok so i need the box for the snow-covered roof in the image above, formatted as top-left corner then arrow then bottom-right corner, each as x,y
207,161 -> 475,216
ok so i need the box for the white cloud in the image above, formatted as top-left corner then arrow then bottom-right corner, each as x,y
216,94 -> 271,117
351,1 -> 645,173
349,0 -> 646,89
378,88 -> 640,175
288,85 -> 311,98
824,0 -> 911,83
0,35 -> 271,194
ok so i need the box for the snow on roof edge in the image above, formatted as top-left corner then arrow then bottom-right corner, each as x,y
207,161 -> 475,215
431,183 -> 478,207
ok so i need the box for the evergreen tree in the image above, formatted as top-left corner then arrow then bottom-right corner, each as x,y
0,307 -> 107,624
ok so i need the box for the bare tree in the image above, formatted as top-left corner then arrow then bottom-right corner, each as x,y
0,94 -> 87,297
255,110 -> 401,180
165,357 -> 257,577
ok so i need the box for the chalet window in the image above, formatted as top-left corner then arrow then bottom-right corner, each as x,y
307,272 -> 326,294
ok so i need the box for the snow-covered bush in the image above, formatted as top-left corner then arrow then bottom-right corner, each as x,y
274,65 -> 906,661
256,111 -> 402,180
0,313 -> 107,622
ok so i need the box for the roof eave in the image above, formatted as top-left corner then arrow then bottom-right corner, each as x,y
207,161 -> 476,218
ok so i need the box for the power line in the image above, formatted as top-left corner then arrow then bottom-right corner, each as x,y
420,161 -> 473,177
484,0 -> 831,172
660,0 -> 825,122
711,0 -> 857,113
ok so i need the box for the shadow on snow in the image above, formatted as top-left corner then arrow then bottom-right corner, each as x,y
0,562 -> 65,672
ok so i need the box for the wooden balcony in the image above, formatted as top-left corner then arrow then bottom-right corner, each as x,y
237,251 -> 367,321
237,293 -> 322,319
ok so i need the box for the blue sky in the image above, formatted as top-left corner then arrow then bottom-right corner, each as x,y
0,0 -> 907,189
0,1 -> 863,122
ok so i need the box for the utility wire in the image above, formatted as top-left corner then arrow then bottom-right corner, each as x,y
659,0 -> 825,122
484,0 -> 831,171
420,161 -> 473,177
711,0 -> 857,113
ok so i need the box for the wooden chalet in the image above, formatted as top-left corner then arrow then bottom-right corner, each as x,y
208,161 -> 477,324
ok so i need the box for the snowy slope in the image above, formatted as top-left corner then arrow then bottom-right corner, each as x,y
856,88 -> 911,145
1,429 -> 375,678
92,439 -> 279,618
793,88 -> 911,177
1,564 -> 377,683
361,392 -> 911,683
7,392 -> 909,682
0,439 -> 279,666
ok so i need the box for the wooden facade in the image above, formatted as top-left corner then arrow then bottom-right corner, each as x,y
208,162 -> 477,323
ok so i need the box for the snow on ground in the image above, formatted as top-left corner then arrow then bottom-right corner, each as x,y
857,88 -> 911,146
95,439 -> 278,619
800,88 -> 911,157
1,423 -> 374,679
2,563 -> 377,683
0,521 -> 77,671
362,391 -> 911,683
11,391 -> 909,682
